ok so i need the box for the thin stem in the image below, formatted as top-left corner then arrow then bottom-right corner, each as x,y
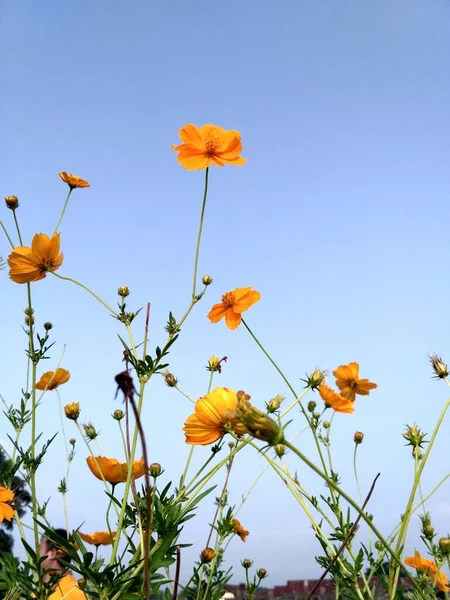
174,385 -> 195,403
57,391 -> 70,461
53,189 -> 73,235
12,211 -> 23,245
50,272 -> 119,317
353,444 -> 363,505
192,167 -> 209,299
0,219 -> 14,248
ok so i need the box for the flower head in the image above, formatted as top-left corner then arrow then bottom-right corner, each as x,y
86,456 -> 146,484
58,172 -> 90,189
200,547 -> 216,563
230,519 -> 249,542
8,233 -> 64,284
78,531 -> 116,547
35,368 -> 70,391
405,550 -> 449,592
332,362 -> 377,402
5,196 -> 19,210
183,387 -> 246,445
428,354 -> 449,379
318,385 -> 355,414
172,124 -> 246,170
64,402 -> 80,420
208,287 -> 261,330
0,488 -> 14,523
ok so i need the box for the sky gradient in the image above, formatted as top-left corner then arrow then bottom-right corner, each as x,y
1,0 -> 450,588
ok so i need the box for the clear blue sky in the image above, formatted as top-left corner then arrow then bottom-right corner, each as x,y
1,0 -> 450,588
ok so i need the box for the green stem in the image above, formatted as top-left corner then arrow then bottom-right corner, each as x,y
50,272 -> 119,316
57,391 -> 70,462
192,167 -> 209,299
353,444 -> 363,505
389,395 -> 450,598
53,189 -> 73,235
12,211 -> 23,245
0,219 -> 14,248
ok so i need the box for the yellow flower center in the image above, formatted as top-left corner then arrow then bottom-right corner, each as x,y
221,292 -> 235,307
205,132 -> 221,155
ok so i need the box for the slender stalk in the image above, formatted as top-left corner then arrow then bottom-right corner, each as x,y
50,272 -> 119,316
353,443 -> 363,505
57,391 -> 70,461
12,211 -> 23,245
0,219 -> 15,248
192,168 -> 209,299
53,189 -> 73,235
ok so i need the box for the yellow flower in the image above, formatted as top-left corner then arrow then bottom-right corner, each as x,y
35,368 -> 70,391
0,488 -> 14,523
8,233 -> 64,284
78,531 -> 116,546
58,172 -> 90,189
332,362 -> 377,402
86,456 -> 146,484
231,519 -> 249,542
172,124 -> 246,170
183,387 -> 246,445
208,287 -> 261,330
318,385 -> 355,414
64,402 -> 80,420
405,550 -> 449,592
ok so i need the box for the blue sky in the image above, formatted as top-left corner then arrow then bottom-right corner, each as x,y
1,0 -> 450,589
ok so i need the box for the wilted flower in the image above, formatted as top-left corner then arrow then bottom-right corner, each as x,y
428,354 -> 448,379
64,403 -> 80,421
231,519 -> 249,542
35,368 -> 70,391
172,124 -> 246,170
8,233 -> 64,284
78,531 -> 116,547
208,287 -> 261,330
58,172 -> 90,189
200,547 -> 216,563
0,488 -> 14,523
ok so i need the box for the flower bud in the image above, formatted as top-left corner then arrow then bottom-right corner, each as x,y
69,438 -> 76,446
241,559 -> 253,569
266,394 -> 284,413
438,537 -> 450,556
374,541 -> 383,551
77,578 -> 87,591
5,196 -> 19,210
64,403 -> 80,421
428,353 -> 449,379
117,286 -> 130,298
83,422 -> 98,440
202,275 -> 213,286
274,443 -> 286,458
354,431 -> 364,444
257,568 -> 268,579
149,463 -> 162,477
237,406 -> 284,446
112,409 -> 124,421
307,400 -> 317,413
200,547 -> 216,563
207,354 -> 227,373
43,322 -> 53,331
323,421 -> 330,429
25,315 -> 35,326
403,424 -> 426,448
420,513 -> 434,539
304,368 -> 327,390
164,372 -> 178,387
24,307 -> 34,316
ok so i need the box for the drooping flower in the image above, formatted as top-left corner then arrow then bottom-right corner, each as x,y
332,362 -> 377,402
78,531 -> 116,547
8,233 -> 64,284
86,456 -> 146,484
318,385 -> 355,414
183,387 -> 246,445
35,368 -> 70,391
58,172 -> 90,189
208,287 -> 261,330
172,124 -> 246,170
231,519 -> 249,542
64,403 -> 80,420
405,550 -> 450,592
0,488 -> 14,523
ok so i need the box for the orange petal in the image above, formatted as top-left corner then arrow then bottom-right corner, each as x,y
183,413 -> 222,445
231,289 -> 261,313
224,309 -> 242,330
208,303 -> 229,323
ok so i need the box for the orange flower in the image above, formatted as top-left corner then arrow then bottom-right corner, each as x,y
332,362 -> 377,402
58,172 -> 90,189
8,233 -> 64,284
318,385 -> 355,414
35,368 -> 70,391
184,387 -> 245,445
405,550 -> 450,592
231,519 -> 249,542
86,456 -> 146,484
78,531 -> 116,546
172,124 -> 246,170
0,488 -> 14,523
208,287 -> 261,330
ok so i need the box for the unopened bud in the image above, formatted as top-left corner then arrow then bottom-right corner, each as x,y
202,275 -> 213,286
64,403 -> 80,421
438,537 -> 450,556
307,401 -> 317,413
112,409 -> 124,421
237,406 -> 284,446
83,422 -> 98,440
323,421 -> 330,429
375,541 -> 383,551
354,431 -> 364,444
164,372 -> 178,387
25,315 -> 35,326
428,354 -> 449,379
24,307 -> 34,316
149,463 -> 162,477
43,322 -> 53,331
200,547 -> 216,563
403,424 -> 426,448
303,368 -> 327,390
274,444 -> 286,458
69,438 -> 76,446
257,568 -> 268,579
420,513 -> 434,539
77,578 -> 87,591
241,559 -> 253,569
5,196 -> 19,210
117,286 -> 130,298
207,354 -> 227,373
266,394 -> 284,413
